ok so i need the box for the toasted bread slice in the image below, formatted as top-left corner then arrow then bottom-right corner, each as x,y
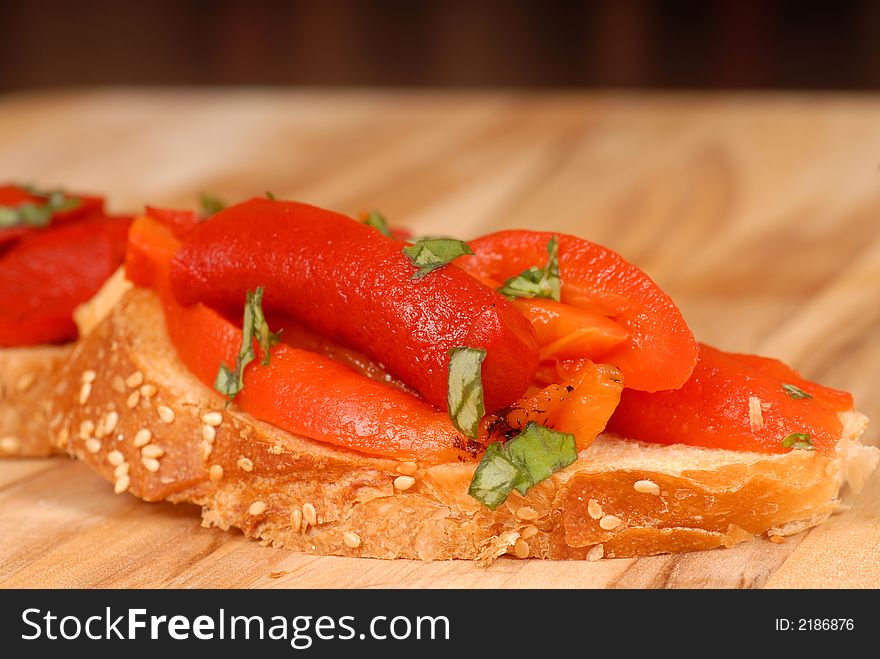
49,287 -> 878,560
0,269 -> 132,458
0,343 -> 71,457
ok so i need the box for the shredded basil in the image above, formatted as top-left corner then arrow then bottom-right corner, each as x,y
497,235 -> 561,301
447,347 -> 486,438
214,287 -> 282,401
0,185 -> 81,229
780,432 -> 815,451
782,383 -> 813,400
265,191 -> 276,201
468,422 -> 578,509
402,237 -> 473,279
198,192 -> 227,218
362,210 -> 393,237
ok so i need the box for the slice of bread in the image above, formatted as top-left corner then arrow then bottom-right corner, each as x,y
0,269 -> 132,458
49,286 -> 878,560
0,343 -> 70,457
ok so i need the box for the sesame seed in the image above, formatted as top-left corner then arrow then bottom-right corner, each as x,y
521,525 -> 539,539
79,419 -> 95,440
79,382 -> 93,405
393,475 -> 416,491
125,371 -> 144,388
516,506 -> 539,521
343,531 -> 361,548
15,373 -> 36,392
81,369 -> 97,383
302,502 -> 317,526
587,544 -> 605,561
157,405 -> 175,424
94,416 -> 107,439
142,457 -> 160,472
202,411 -> 223,427
748,396 -> 764,432
201,441 -> 213,461
85,438 -> 102,454
104,411 -> 119,434
248,501 -> 267,516
0,436 -> 21,454
237,457 -> 254,472
599,515 -> 622,531
133,428 -> 152,447
514,538 -> 530,559
56,427 -> 69,448
139,384 -> 157,398
209,464 -> 224,481
49,412 -> 63,429
769,535 -> 785,544
107,449 -> 125,466
114,475 -> 130,494
201,424 -> 216,443
633,479 -> 661,496
290,508 -> 302,532
395,461 -> 418,476
141,444 -> 165,458
126,390 -> 140,409
111,376 -> 126,393
114,462 -> 129,478
587,499 -> 604,519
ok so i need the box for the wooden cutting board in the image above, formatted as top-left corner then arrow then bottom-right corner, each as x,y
1,90 -> 878,588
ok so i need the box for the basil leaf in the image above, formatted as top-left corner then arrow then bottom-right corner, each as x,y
362,210 -> 393,238
249,287 -> 283,366
782,383 -> 813,400
0,186 -> 81,229
497,235 -> 561,301
447,346 -> 486,438
468,422 -> 578,510
403,238 -> 473,279
199,192 -> 227,218
214,287 -> 281,401
265,191 -> 276,201
780,432 -> 815,451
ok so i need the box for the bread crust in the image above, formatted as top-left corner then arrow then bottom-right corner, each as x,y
0,344 -> 70,457
49,287 -> 879,560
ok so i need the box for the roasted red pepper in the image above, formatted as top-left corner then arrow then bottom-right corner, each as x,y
607,343 -> 851,455
169,198 -> 539,413
0,185 -> 129,347
127,216 -> 474,462
458,230 -> 698,392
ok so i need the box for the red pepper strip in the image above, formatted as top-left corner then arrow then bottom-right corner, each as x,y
145,206 -> 201,240
169,198 -> 539,413
607,344 -> 848,455
458,230 -> 698,392
0,215 -> 131,346
724,352 -> 852,412
126,216 -> 475,463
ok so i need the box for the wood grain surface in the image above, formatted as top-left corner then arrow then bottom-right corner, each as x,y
1,90 -> 878,588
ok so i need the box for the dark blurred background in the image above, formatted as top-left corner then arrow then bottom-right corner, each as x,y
1,0 -> 878,92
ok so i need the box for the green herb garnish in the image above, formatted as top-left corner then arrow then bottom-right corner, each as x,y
0,185 -> 81,229
362,210 -> 393,238
782,383 -> 813,400
468,422 -> 577,509
497,235 -> 561,301
402,238 -> 473,279
447,347 -> 486,438
214,287 -> 282,402
780,432 -> 815,451
198,192 -> 227,218
265,191 -> 276,201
